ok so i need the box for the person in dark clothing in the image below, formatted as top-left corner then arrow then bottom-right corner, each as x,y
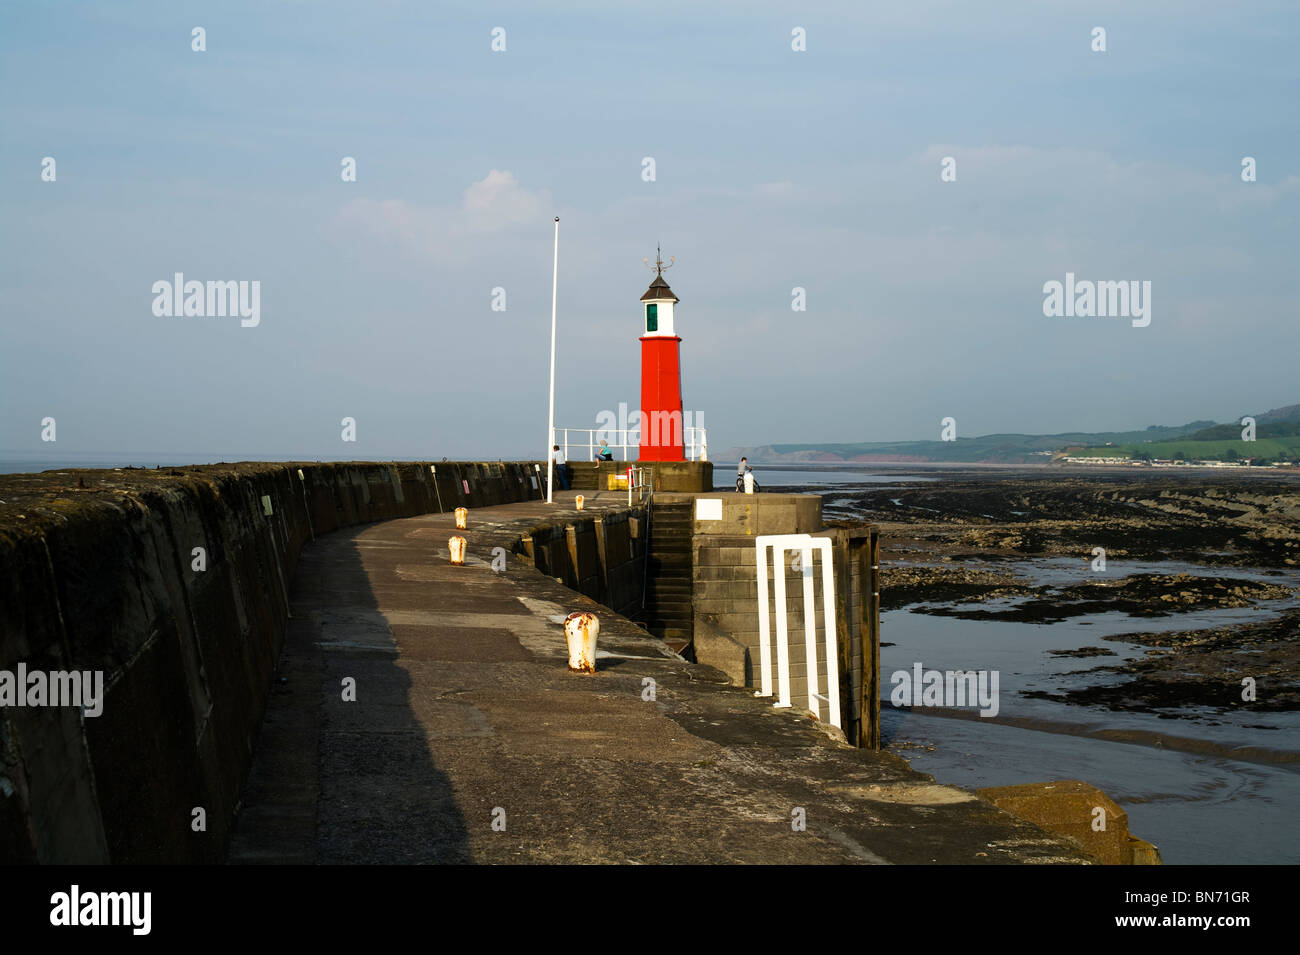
736,457 -> 759,491
552,445 -> 571,490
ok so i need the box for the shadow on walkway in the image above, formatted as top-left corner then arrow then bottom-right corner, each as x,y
228,527 -> 471,863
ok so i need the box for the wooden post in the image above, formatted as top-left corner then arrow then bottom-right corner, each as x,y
835,532 -> 857,744
593,517 -> 610,605
861,527 -> 881,749
564,524 -> 580,590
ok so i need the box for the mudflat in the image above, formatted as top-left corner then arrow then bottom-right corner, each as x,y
817,470 -> 1300,716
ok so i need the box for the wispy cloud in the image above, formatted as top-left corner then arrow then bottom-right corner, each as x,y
336,170 -> 554,261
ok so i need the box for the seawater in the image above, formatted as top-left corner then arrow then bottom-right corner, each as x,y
881,564 -> 1300,864
907,564 -> 1297,860
769,474 -> 1300,863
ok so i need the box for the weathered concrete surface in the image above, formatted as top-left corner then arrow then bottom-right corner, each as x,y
641,461 -> 713,492
568,460 -> 712,492
229,490 -> 1095,864
0,460 -> 542,863
685,491 -> 881,747
978,780 -> 1162,865
679,490 -> 825,537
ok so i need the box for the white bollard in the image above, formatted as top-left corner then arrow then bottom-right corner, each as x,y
448,535 -> 466,565
564,611 -> 599,673
454,507 -> 468,529
743,471 -> 755,494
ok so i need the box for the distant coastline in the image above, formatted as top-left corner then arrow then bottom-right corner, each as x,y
729,401 -> 1300,468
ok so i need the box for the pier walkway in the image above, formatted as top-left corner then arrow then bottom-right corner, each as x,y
227,491 -> 1092,864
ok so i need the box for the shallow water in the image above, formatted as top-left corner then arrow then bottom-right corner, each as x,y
885,558 -> 1300,737
879,558 -> 1300,863
744,470 -> 936,488
770,472 -> 1300,864
883,706 -> 1300,864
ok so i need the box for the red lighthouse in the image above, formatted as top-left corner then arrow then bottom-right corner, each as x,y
638,249 -> 685,461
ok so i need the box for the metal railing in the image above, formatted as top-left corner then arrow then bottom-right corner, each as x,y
627,465 -> 653,505
754,534 -> 841,730
554,427 -> 708,462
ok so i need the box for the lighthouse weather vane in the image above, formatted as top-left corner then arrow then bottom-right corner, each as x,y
643,244 -> 674,276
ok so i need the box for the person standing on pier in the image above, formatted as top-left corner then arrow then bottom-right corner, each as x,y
552,445 -> 571,490
737,457 -> 759,492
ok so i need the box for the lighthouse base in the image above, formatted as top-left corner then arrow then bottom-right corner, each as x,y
563,460 -> 714,493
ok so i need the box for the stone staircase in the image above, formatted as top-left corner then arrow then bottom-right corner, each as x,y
638,499 -> 694,654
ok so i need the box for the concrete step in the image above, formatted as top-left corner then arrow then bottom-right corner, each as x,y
639,605 -> 691,621
642,616 -> 693,627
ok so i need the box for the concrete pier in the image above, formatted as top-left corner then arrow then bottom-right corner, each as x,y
228,490 -> 1094,864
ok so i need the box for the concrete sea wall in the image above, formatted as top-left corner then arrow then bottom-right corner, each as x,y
0,460 -> 542,863
686,492 -> 882,748
517,507 -> 649,618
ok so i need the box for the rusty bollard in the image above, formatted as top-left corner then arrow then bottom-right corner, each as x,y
448,535 -> 466,565
454,506 -> 468,529
564,612 -> 599,673
575,494 -> 584,511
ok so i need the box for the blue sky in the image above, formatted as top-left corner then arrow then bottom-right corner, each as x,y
2,0 -> 1297,460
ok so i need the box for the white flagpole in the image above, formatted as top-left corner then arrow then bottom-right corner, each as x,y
546,216 -> 559,503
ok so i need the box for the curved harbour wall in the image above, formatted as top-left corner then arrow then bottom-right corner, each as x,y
0,461 -> 542,863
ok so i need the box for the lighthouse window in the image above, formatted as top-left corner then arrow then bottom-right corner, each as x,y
646,303 -> 658,332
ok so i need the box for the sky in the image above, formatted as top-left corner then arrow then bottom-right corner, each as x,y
1,0 -> 1297,461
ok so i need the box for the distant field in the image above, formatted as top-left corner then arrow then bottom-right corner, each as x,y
1073,438 -> 1300,461
750,409 -> 1300,465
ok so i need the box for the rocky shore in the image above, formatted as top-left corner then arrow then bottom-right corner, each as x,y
814,471 -> 1300,715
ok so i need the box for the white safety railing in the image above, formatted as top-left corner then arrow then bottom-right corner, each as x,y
554,427 -> 708,462
627,465 -> 653,504
754,534 -> 841,730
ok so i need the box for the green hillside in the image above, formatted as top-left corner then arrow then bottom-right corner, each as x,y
768,422 -> 1221,463
1069,405 -> 1300,463
1072,437 -> 1300,462
1184,420 -> 1300,441
772,421 -> 1215,456
757,405 -> 1300,464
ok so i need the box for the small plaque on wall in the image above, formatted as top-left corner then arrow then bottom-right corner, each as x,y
695,498 -> 723,521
